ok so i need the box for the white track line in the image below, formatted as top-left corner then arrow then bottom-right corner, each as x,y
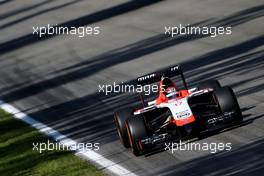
0,100 -> 137,176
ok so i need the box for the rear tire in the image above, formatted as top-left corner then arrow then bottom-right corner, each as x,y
213,87 -> 242,122
198,80 -> 221,90
114,108 -> 133,148
126,115 -> 148,156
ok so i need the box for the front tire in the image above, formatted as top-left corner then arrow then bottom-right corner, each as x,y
213,86 -> 242,122
126,115 -> 148,156
114,108 -> 133,148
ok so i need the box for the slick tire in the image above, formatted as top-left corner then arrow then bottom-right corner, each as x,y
126,115 -> 148,156
114,108 -> 134,148
213,86 -> 243,122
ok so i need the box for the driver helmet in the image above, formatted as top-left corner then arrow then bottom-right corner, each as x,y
165,87 -> 177,99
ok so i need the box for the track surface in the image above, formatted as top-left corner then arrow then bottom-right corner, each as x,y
0,0 -> 263,175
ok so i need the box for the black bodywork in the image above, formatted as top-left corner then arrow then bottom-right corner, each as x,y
114,65 -> 243,155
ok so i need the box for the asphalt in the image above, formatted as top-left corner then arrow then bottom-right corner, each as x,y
0,0 -> 263,175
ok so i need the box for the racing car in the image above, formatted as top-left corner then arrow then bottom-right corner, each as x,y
114,65 -> 242,156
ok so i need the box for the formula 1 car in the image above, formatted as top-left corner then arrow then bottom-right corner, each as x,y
114,65 -> 242,156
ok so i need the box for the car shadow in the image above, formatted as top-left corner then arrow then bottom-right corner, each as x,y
144,106 -> 261,157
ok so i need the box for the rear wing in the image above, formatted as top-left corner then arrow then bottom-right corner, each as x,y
137,65 -> 188,89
